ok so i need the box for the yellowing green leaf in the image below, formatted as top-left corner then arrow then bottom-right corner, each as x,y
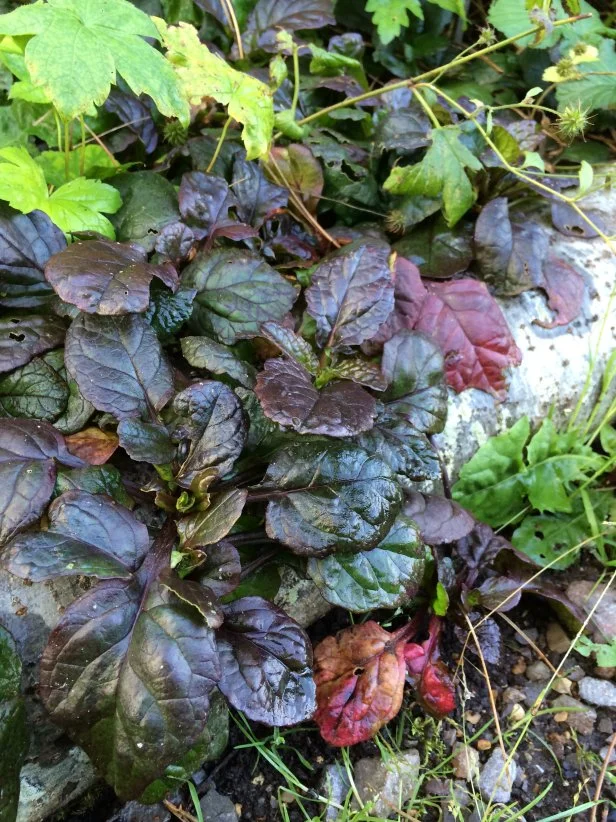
366,0 -> 423,45
383,126 -> 482,226
0,0 -> 187,121
161,22 -> 274,159
0,147 -> 121,237
35,146 -> 119,187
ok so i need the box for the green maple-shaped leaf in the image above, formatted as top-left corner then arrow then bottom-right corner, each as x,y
0,0 -> 187,122
366,0 -> 423,44
160,22 -> 274,160
0,147 -> 121,237
384,126 -> 482,226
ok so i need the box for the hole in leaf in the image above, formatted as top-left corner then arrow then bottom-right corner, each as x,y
9,332 -> 25,342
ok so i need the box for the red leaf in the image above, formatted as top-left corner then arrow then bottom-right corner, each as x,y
368,255 -> 427,348
534,255 -> 585,329
417,660 -> 456,718
413,279 -> 522,399
65,427 -> 119,465
313,621 -> 407,746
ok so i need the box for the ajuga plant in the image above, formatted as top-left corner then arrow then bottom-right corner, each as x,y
1,0 -> 615,813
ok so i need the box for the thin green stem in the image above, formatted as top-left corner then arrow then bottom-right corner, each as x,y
290,45 -> 300,117
53,109 -> 62,153
63,118 -> 70,182
292,14 -> 589,129
414,88 -> 441,128
79,116 -> 86,177
206,116 -> 232,173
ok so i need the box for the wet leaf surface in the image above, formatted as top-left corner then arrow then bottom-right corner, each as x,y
0,313 -> 66,374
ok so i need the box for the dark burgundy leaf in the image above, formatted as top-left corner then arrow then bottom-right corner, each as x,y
403,493 -> 474,546
145,284 -> 196,343
534,255 -> 585,329
65,313 -> 174,420
255,357 -> 377,436
306,240 -> 394,350
105,88 -> 158,154
193,540 -> 241,598
245,0 -> 335,52
216,596 -> 315,724
178,172 -> 237,239
182,249 -> 299,345
5,490 -> 149,581
266,145 -> 323,214
314,621 -> 406,746
111,172 -> 180,252
117,419 -> 176,464
381,330 -> 447,434
260,321 -> 319,374
40,569 -> 221,799
154,222 -> 196,264
413,279 -> 522,399
0,314 -> 66,374
172,381 -> 247,486
551,201 -> 604,239
45,239 -> 178,315
264,440 -> 402,556
473,575 -> 522,613
65,427 -> 119,465
0,204 -> 64,308
473,198 -> 513,286
0,419 -> 82,545
395,216 -> 473,279
367,256 -> 426,349
232,157 -> 288,228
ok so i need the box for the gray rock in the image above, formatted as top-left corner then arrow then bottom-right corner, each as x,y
502,687 -> 526,704
352,750 -> 420,817
199,788 -> 238,822
553,695 -> 597,735
526,661 -> 551,682
320,763 -> 351,821
598,718 -> 613,734
578,676 -> 616,708
599,738 -> 616,764
566,581 -> 616,644
110,800 -> 171,822
16,746 -> 97,822
479,749 -> 517,804
274,566 -> 331,627
523,681 -> 545,708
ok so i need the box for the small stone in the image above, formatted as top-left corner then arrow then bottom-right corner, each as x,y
279,789 -> 295,805
552,677 -> 573,695
452,744 -> 480,780
512,658 -> 527,675
112,801 -> 171,822
599,738 -> 616,764
546,622 -> 571,654
566,581 -> 616,643
552,695 -> 597,735
567,665 -> 585,682
352,751 -> 420,818
509,703 -> 526,723
465,711 -> 481,724
199,789 -> 238,822
523,681 -> 545,708
502,687 -> 526,704
320,763 -> 351,821
554,711 -> 569,723
598,718 -> 613,734
479,749 -> 517,803
515,627 -> 539,646
526,661 -> 551,681
578,676 -> 616,708
477,739 -> 492,751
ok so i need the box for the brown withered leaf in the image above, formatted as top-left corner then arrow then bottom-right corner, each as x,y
65,427 -> 119,465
